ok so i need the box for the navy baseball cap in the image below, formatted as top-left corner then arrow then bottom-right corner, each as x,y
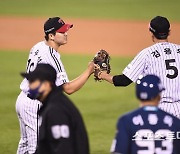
44,17 -> 73,35
21,64 -> 57,83
149,16 -> 170,37
136,75 -> 165,101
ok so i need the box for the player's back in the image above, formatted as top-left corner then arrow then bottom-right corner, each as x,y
144,42 -> 180,102
112,106 -> 180,154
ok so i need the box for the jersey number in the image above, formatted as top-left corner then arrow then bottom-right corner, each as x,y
165,59 -> 178,79
26,59 -> 35,73
135,129 -> 173,154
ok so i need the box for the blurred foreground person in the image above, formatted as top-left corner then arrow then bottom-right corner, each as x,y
111,75 -> 180,154
21,64 -> 89,154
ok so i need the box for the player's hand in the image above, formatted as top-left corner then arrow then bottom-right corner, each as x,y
94,64 -> 102,80
99,71 -> 114,84
88,61 -> 95,75
99,71 -> 107,80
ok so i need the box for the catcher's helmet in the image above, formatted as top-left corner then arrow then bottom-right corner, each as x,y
136,75 -> 165,101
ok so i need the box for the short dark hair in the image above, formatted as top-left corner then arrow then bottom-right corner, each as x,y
44,31 -> 56,41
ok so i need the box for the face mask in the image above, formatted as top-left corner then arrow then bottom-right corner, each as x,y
28,83 -> 44,100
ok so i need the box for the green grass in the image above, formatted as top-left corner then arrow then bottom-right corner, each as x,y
0,51 -> 138,154
0,0 -> 180,21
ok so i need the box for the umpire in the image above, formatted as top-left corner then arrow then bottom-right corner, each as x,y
21,63 -> 89,154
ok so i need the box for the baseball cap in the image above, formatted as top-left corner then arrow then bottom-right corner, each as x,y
21,64 -> 57,83
149,16 -> 170,37
44,17 -> 73,35
136,75 -> 165,101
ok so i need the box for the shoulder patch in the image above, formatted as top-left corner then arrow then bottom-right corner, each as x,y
57,72 -> 68,80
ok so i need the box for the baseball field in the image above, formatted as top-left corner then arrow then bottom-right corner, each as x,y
0,0 -> 180,153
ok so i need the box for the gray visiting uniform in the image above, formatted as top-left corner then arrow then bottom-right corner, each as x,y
123,42 -> 180,118
16,41 -> 69,154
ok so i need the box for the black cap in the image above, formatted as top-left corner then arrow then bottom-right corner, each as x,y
21,64 -> 57,83
44,17 -> 73,35
149,16 -> 170,38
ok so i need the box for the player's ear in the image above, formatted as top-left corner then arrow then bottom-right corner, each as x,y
151,34 -> 156,42
168,30 -> 171,36
49,33 -> 55,41
155,94 -> 161,104
158,94 -> 161,101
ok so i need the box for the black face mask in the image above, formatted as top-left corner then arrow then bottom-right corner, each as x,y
27,83 -> 44,100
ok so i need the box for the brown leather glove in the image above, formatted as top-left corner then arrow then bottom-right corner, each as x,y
93,49 -> 111,81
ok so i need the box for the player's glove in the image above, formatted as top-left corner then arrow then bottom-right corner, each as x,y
93,49 -> 111,81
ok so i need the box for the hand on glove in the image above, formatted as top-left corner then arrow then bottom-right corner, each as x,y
93,49 -> 111,81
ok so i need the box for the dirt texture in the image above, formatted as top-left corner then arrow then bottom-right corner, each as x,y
0,17 -> 179,56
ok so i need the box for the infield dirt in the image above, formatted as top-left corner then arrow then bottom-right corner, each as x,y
0,17 -> 179,56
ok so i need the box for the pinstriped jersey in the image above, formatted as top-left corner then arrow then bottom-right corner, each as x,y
123,42 -> 180,103
20,41 -> 69,92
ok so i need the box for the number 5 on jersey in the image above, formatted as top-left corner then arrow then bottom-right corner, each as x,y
165,59 -> 178,79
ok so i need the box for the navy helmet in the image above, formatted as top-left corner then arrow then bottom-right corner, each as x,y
136,75 -> 165,101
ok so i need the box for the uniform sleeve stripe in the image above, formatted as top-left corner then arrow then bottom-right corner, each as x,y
49,47 -> 63,72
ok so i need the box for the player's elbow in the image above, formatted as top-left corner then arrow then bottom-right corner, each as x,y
62,83 -> 75,95
64,89 -> 74,95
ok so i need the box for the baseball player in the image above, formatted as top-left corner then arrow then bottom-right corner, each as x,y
111,75 -> 180,154
16,17 -> 94,154
99,16 -> 180,118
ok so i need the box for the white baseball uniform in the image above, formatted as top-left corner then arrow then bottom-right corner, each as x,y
123,42 -> 180,118
16,41 -> 69,154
